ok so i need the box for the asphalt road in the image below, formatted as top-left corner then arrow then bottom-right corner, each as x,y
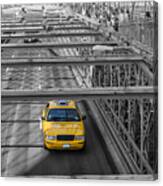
1,100 -> 118,176
2,65 -> 79,90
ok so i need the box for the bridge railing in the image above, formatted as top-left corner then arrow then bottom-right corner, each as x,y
94,98 -> 156,174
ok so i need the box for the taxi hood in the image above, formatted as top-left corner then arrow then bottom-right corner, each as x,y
44,122 -> 84,135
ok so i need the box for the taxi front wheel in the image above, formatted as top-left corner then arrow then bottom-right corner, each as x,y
80,141 -> 86,151
43,142 -> 48,150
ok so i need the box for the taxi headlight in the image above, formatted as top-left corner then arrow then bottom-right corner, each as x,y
46,136 -> 57,140
74,135 -> 85,140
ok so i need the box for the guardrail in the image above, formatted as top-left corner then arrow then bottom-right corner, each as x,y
94,99 -> 154,174
1,31 -> 101,39
2,56 -> 154,83
94,100 -> 153,174
1,56 -> 144,65
1,41 -> 118,49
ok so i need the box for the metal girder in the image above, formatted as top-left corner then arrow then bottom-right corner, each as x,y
90,60 -> 154,86
1,41 -> 118,49
48,21 -> 84,25
1,26 -> 92,32
1,20 -> 22,24
95,99 -> 154,174
2,56 -> 153,81
22,17 -> 70,22
1,56 -> 144,67
99,96 -> 157,173
2,23 -> 42,27
2,26 -> 43,32
1,21 -> 84,27
45,18 -> 69,21
1,31 -> 101,39
139,62 -> 154,81
51,25 -> 92,30
1,87 -> 157,101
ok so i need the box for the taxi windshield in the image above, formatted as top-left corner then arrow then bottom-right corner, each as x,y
47,109 -> 81,122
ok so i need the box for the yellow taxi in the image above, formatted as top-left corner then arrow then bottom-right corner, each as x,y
40,100 -> 86,150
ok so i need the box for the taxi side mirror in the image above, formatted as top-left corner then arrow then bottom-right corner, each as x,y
82,115 -> 86,120
41,108 -> 47,120
41,116 -> 45,120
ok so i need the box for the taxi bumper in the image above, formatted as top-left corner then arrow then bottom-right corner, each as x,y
44,139 -> 85,150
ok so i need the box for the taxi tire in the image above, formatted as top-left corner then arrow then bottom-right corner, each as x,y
80,141 -> 86,151
43,143 -> 48,150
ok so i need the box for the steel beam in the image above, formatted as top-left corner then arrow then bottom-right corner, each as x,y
52,25 -> 92,30
1,56 -> 144,67
1,87 -> 157,101
22,17 -> 70,22
1,21 -> 84,27
2,22 -> 42,27
2,56 -> 153,81
48,21 -> 84,25
1,25 -> 92,32
2,26 -> 43,32
95,99 -> 154,174
1,20 -> 22,24
139,62 -> 154,82
1,31 -> 101,39
45,18 -> 69,22
1,41 -> 118,49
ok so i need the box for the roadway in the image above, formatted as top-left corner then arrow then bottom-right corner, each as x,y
1,66 -> 78,90
1,100 -> 118,176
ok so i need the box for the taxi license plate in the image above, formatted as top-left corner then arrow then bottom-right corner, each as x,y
62,144 -> 70,148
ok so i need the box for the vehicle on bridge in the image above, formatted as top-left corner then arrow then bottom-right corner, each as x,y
40,100 -> 86,150
92,45 -> 114,56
